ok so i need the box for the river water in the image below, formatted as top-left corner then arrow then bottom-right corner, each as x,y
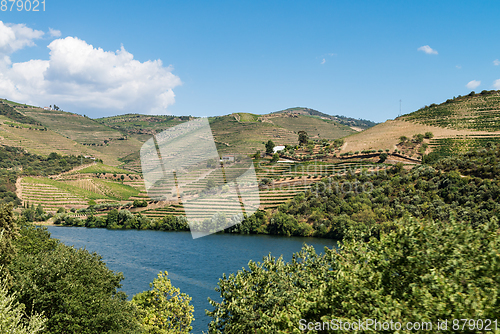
46,226 -> 337,333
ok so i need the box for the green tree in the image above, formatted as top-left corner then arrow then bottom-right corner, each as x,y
133,199 -> 148,208
321,217 -> 500,329
424,131 -> 434,139
0,276 -> 46,334
9,224 -> 141,334
0,204 -> 19,279
133,271 -> 194,333
106,208 -> 119,226
252,150 -> 261,160
378,152 -> 388,163
265,140 -> 275,154
413,133 -> 424,143
207,217 -> 500,333
271,153 -> 279,163
207,246 -> 329,334
298,131 -> 308,145
206,179 -> 217,190
35,203 -> 44,217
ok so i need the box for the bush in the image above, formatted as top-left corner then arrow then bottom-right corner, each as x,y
133,199 -> 148,208
9,224 -> 141,334
207,217 -> 500,333
132,271 -> 194,333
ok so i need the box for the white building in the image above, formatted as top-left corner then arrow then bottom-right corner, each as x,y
273,145 -> 285,153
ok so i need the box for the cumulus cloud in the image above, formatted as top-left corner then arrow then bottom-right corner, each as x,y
494,79 -> 500,90
0,23 -> 181,115
494,59 -> 500,66
466,80 -> 481,89
417,45 -> 438,55
48,28 -> 61,38
0,21 -> 44,56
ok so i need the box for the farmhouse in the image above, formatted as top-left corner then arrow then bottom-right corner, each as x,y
273,145 -> 285,153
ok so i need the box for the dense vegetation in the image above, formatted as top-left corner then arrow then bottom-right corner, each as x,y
205,145 -> 500,333
207,216 -> 500,333
0,204 -> 194,334
56,146 -> 500,243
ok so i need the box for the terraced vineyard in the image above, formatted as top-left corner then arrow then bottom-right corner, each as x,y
402,90 -> 500,131
140,160 -> 386,219
0,117 -> 107,159
20,180 -> 89,212
19,174 -> 142,212
428,135 -> 500,158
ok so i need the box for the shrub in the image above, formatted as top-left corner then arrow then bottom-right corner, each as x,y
133,199 -> 148,208
424,131 -> 434,139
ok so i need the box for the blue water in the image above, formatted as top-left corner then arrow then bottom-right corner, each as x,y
46,226 -> 337,333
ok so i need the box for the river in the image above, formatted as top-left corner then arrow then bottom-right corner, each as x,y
46,226 -> 337,333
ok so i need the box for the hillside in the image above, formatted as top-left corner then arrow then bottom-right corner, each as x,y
271,107 -> 378,130
401,90 -> 500,131
97,110 -> 360,167
209,112 -> 356,154
339,90 -> 500,159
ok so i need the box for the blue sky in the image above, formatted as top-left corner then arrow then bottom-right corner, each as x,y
0,0 -> 499,122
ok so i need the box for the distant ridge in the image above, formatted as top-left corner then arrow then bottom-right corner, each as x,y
0,98 -> 374,170
272,107 -> 378,130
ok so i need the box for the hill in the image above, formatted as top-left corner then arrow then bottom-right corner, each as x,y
96,110 -> 361,168
338,90 -> 500,159
401,90 -> 500,131
271,107 -> 377,130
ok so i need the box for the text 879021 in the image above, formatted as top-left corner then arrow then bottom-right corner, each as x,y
1,0 -> 45,11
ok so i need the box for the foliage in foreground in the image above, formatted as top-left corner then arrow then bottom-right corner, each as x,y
8,224 -> 141,334
0,203 -> 196,334
0,276 -> 46,334
133,271 -> 194,334
207,216 -> 500,333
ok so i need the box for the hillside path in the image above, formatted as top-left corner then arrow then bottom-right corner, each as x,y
53,162 -> 97,179
15,176 -> 23,205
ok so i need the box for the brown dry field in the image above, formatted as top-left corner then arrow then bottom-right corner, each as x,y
339,119 -> 500,154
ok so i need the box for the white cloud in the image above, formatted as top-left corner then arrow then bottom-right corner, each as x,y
0,21 -> 44,56
494,79 -> 500,90
456,65 -> 462,69
320,58 -> 326,65
417,45 -> 438,55
494,59 -> 500,66
466,80 -> 481,89
49,28 -> 61,38
0,25 -> 182,115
